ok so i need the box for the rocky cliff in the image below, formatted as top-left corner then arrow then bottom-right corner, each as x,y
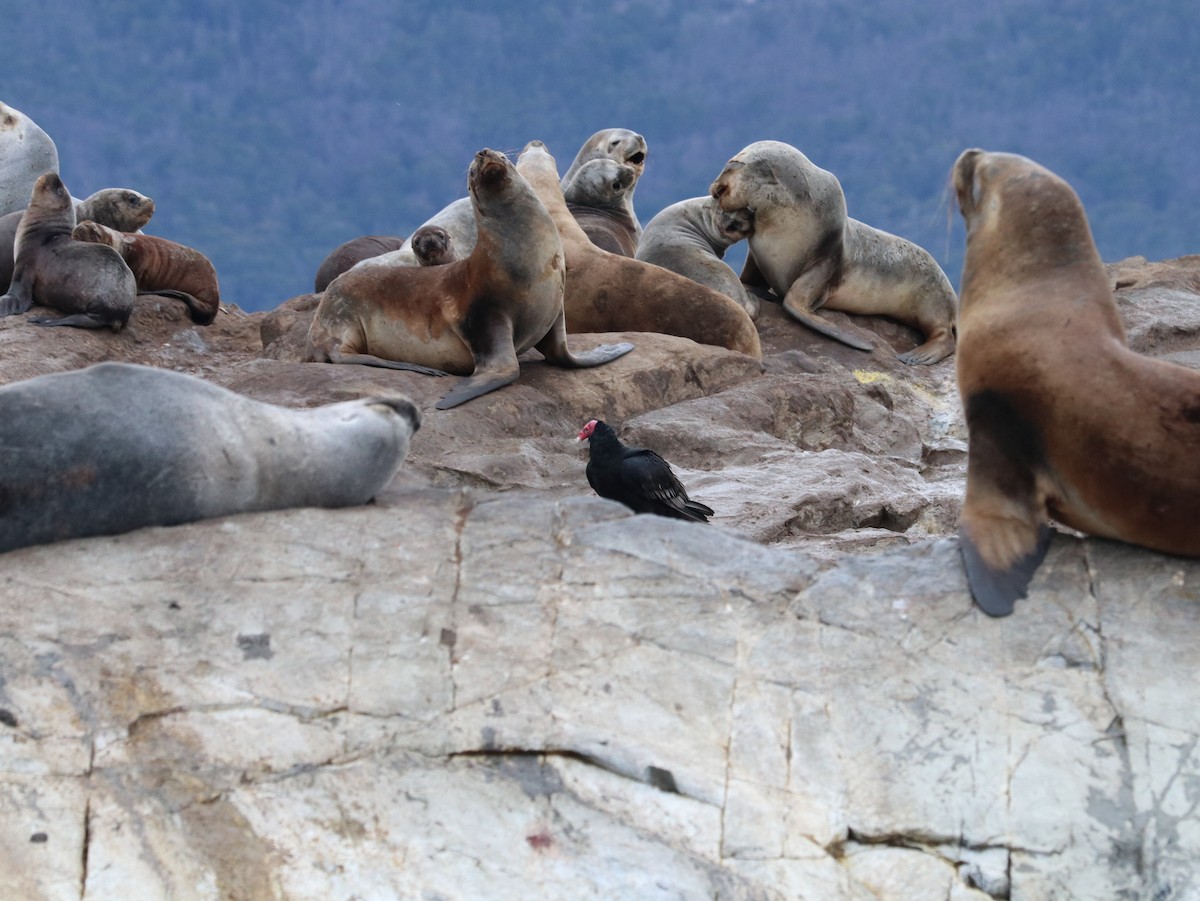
3,257 -> 1200,899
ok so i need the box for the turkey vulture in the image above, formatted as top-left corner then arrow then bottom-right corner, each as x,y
577,419 -> 714,522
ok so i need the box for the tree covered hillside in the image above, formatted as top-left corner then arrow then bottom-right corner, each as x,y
6,0 -> 1199,310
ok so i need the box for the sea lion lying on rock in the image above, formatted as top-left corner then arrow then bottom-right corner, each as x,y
0,362 -> 420,554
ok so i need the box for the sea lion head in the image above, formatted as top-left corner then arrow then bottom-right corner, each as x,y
564,158 -> 637,208
72,220 -> 119,247
954,148 -> 1101,293
468,148 -> 515,205
31,171 -> 72,212
411,224 -> 456,266
600,129 -> 647,177
717,206 -> 754,243
710,141 -> 821,214
80,188 -> 156,232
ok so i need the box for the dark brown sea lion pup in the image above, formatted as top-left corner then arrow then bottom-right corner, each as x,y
636,196 -> 757,319
564,158 -> 640,256
72,221 -> 220,325
0,187 -> 154,292
0,362 -> 420,554
0,173 -> 135,330
410,224 -> 457,266
953,148 -> 1200,616
517,142 -> 762,359
313,235 -> 406,293
710,140 -> 957,364
305,148 -> 634,409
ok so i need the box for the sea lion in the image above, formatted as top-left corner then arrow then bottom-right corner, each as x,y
410,224 -> 457,266
0,102 -> 59,218
0,187 -> 155,291
710,140 -> 957,364
72,221 -> 220,325
564,158 -> 640,256
0,173 -> 135,330
306,148 -> 634,409
0,362 -> 420,554
636,196 -> 757,319
953,148 -> 1200,617
560,128 -> 647,236
517,141 -> 762,359
313,235 -> 406,293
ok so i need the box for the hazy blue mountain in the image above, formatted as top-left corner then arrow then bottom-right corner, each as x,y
6,1 -> 1198,311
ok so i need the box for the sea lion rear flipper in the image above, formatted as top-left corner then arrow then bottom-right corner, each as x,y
327,349 -> 448,377
138,289 -> 218,326
959,521 -> 1051,617
534,309 -> 634,369
436,309 -> 520,410
30,313 -> 120,330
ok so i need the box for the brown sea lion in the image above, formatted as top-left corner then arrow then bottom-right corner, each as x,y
313,235 -> 406,293
410,224 -> 457,266
0,187 -> 154,291
636,196 -> 757,319
72,221 -> 220,325
305,148 -> 634,410
0,173 -> 135,330
564,158 -> 640,256
0,362 -> 420,554
517,141 -> 762,359
710,140 -> 957,364
953,148 -> 1200,616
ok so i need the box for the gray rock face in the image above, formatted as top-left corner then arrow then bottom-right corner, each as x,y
2,256 -> 1200,897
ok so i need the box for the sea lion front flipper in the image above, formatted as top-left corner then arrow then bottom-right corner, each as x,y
781,261 -> 875,352
959,521 -> 1051,617
0,277 -> 33,317
436,309 -> 521,410
534,309 -> 634,369
327,349 -> 448,377
959,390 -> 1051,616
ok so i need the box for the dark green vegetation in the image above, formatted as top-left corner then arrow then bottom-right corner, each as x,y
7,2 -> 1198,311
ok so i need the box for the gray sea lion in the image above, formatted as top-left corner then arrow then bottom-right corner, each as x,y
710,140 -> 957,364
313,235 -> 406,293
564,158 -> 640,256
517,141 -> 762,359
560,129 -> 647,236
0,362 -> 420,554
410,224 -> 457,266
306,148 -> 634,410
953,148 -> 1200,617
0,187 -> 153,292
72,221 -> 220,325
0,173 -> 135,330
636,196 -> 757,319
0,102 -> 59,218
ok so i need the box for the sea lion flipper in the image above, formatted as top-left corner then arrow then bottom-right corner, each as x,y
30,313 -> 120,331
780,260 -> 876,353
436,312 -> 520,409
959,521 -> 1051,617
534,309 -> 634,369
327,349 -> 448,377
0,291 -> 32,317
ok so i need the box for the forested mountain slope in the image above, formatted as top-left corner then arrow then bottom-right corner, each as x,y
7,1 -> 1197,310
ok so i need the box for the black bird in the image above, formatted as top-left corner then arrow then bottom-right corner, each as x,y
577,419 -> 714,522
